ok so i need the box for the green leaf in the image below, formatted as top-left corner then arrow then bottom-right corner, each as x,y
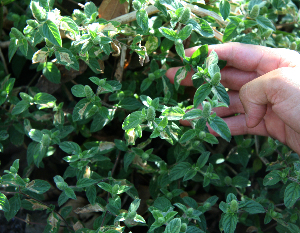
59,141 -> 81,154
175,43 -> 185,58
58,191 -> 69,206
34,93 -> 57,105
71,85 -> 86,98
165,218 -> 181,233
203,133 -> 218,144
122,111 -> 144,130
30,1 -> 47,21
64,187 -> 77,200
284,182 -> 300,208
140,78 -> 152,92
86,185 -> 96,205
256,16 -> 276,31
212,83 -> 230,106
208,116 -> 231,142
5,194 -> 21,221
222,213 -> 238,233
223,23 -> 238,42
197,151 -> 210,169
8,38 -> 18,62
76,178 -> 97,188
25,179 -> 51,194
119,97 -> 143,110
162,107 -> 185,120
170,162 -> 192,181
178,25 -> 193,40
174,67 -> 187,90
0,193 -> 10,212
84,1 -> 98,17
180,129 -> 196,143
72,98 -> 90,121
60,17 -> 79,35
188,19 -> 214,38
0,130 -> 9,141
124,152 -> 135,172
194,83 -> 212,108
159,27 -> 177,41
183,169 -> 197,181
42,20 -> 62,47
263,170 -> 281,186
43,62 -> 61,84
220,0 -> 230,20
55,47 -> 79,71
98,182 -> 112,193
183,109 -> 202,120
136,9 -> 149,32
11,100 -> 30,115
239,200 -> 265,214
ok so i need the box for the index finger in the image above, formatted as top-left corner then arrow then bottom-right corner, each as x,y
186,42 -> 300,75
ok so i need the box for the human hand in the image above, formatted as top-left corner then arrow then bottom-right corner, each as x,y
166,42 -> 300,154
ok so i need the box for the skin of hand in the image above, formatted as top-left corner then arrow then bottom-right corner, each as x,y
166,42 -> 300,154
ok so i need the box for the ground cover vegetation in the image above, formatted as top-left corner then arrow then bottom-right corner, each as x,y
0,0 -> 300,232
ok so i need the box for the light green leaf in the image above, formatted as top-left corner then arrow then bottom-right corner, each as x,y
122,111 -> 144,130
98,182 -> 112,193
223,23 -> 238,42
159,27 -> 177,41
175,43 -> 185,58
55,47 -> 79,71
84,1 -> 98,18
136,9 -> 149,32
174,67 -> 187,90
60,17 -> 79,35
42,20 -> 62,46
162,107 -> 185,120
178,25 -> 193,40
29,129 -> 43,142
0,193 -> 10,212
34,93 -> 57,105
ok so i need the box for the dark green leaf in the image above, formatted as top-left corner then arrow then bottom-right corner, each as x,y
71,85 -> 86,98
208,116 -> 231,142
11,100 -> 30,115
263,170 -> 281,186
284,182 -> 300,208
64,187 -> 76,200
76,178 -> 97,188
183,169 -> 197,181
239,200 -> 265,214
119,97 -> 143,110
170,162 -> 192,181
5,194 -> 21,221
180,129 -> 196,143
194,83 -> 212,108
25,179 -> 51,194
197,151 -> 210,169
165,218 -> 181,233
222,213 -> 238,233
86,185 -> 96,205
59,141 -> 81,154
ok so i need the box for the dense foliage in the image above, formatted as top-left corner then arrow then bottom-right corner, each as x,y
0,0 -> 300,232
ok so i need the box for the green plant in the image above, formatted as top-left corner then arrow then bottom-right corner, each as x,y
0,0 -> 300,232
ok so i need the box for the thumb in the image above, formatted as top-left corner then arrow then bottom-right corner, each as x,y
239,67 -> 300,129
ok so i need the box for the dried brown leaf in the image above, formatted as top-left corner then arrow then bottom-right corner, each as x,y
98,0 -> 128,20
